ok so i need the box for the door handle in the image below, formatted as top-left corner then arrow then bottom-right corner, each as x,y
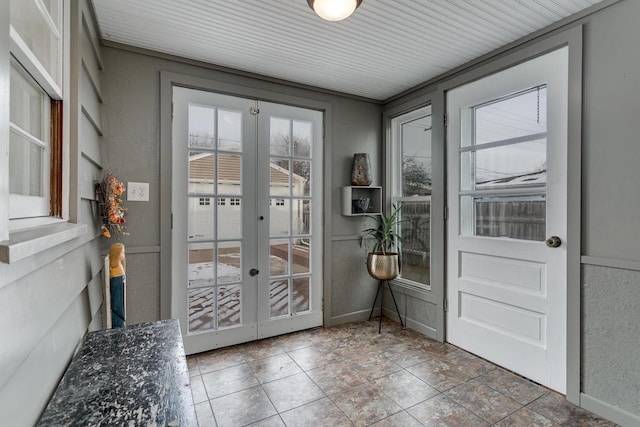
546,236 -> 562,248
249,268 -> 260,277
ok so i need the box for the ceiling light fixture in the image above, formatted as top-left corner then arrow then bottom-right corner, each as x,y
307,0 -> 362,21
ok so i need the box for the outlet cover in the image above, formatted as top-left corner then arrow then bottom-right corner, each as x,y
127,182 -> 149,201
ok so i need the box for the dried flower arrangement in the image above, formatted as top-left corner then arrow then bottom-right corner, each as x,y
95,172 -> 128,238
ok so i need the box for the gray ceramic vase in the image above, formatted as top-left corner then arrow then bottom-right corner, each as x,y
351,153 -> 372,186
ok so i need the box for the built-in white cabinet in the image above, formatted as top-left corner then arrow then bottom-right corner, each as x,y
341,186 -> 382,216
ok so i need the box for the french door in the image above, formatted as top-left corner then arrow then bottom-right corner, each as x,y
172,87 -> 323,354
446,47 -> 569,392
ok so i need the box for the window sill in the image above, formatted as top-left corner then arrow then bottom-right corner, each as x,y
390,279 -> 433,300
0,222 -> 88,264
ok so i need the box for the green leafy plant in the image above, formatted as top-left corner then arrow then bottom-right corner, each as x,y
360,204 -> 403,255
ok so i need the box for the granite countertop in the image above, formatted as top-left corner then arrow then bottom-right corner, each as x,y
38,319 -> 196,426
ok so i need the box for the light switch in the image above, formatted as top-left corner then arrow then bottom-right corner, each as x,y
127,182 -> 149,201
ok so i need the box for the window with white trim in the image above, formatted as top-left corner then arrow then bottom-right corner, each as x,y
389,105 -> 432,290
9,0 -> 64,221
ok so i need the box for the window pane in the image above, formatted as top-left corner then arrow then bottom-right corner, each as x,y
292,239 -> 310,274
293,160 -> 310,196
188,151 -> 215,194
270,159 -> 290,196
218,154 -> 241,195
10,63 -> 44,139
270,239 -> 289,276
461,139 -> 546,191
218,242 -> 241,284
218,285 -> 241,328
218,109 -> 242,152
188,288 -> 214,332
188,196 -> 214,240
270,279 -> 289,318
292,277 -> 310,313
463,195 -> 546,241
292,199 -> 310,235
10,0 -> 62,85
398,200 -> 430,286
401,115 -> 432,197
270,198 -> 290,237
292,121 -> 312,158
270,117 -> 290,156
188,104 -> 215,148
188,243 -> 215,287
9,130 -> 43,196
218,202 -> 242,240
473,86 -> 547,146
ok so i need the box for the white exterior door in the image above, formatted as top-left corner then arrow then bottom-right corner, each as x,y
446,47 -> 568,392
172,88 -> 323,354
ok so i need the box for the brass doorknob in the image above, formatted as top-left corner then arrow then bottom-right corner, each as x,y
546,236 -> 562,248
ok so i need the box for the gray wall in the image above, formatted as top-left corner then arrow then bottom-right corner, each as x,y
101,46 -> 382,326
0,1 -> 105,425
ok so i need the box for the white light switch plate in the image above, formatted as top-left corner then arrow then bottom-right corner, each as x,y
127,182 -> 149,201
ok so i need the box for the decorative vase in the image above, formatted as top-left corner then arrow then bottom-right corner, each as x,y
351,153 -> 372,186
367,252 -> 399,280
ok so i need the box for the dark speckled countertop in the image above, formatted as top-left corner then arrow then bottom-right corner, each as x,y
38,319 -> 196,426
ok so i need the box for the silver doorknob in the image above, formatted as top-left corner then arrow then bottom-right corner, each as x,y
249,268 -> 259,276
546,236 -> 562,248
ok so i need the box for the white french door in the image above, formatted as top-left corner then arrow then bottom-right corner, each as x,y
172,88 -> 323,354
446,47 -> 569,392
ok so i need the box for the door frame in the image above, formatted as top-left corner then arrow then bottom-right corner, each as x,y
437,26 -> 583,403
159,71 -> 334,339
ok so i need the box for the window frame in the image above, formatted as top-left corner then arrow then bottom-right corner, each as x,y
388,105 -> 433,292
8,0 -> 64,226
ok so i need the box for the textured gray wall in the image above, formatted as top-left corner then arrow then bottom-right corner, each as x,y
582,265 -> 640,416
101,46 -> 382,325
0,1 -> 105,424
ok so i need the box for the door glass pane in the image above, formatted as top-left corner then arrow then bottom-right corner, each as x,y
270,159 -> 290,195
218,202 -> 242,240
461,140 -> 546,191
293,161 -> 311,196
189,288 -> 214,332
292,239 -> 310,274
463,195 -> 546,241
218,242 -> 241,284
292,199 -> 310,235
292,277 -> 310,313
9,131 -> 43,196
188,196 -> 214,240
473,86 -> 547,146
188,152 -> 215,194
401,114 -> 432,197
218,154 -> 241,195
188,104 -> 215,149
398,200 -> 430,286
270,239 -> 289,276
218,285 -> 241,328
188,243 -> 215,287
270,199 -> 290,237
270,117 -> 290,155
292,121 -> 312,158
218,109 -> 242,152
270,279 -> 289,317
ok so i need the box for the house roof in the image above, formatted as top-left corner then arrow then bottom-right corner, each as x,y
189,153 -> 306,184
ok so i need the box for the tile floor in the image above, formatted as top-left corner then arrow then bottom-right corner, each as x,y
187,318 -> 617,427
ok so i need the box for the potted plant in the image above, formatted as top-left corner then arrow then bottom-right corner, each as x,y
360,205 -> 403,280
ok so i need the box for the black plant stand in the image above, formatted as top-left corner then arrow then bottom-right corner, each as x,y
368,280 -> 405,333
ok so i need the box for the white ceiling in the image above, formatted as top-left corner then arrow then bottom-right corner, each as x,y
92,0 -> 603,101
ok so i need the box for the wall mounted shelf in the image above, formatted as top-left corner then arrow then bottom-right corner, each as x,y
341,186 -> 382,216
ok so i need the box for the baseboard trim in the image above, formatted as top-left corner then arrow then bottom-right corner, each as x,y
329,309 -> 373,326
382,307 -> 438,340
580,393 -> 640,427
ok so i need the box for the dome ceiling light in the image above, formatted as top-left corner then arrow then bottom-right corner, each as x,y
307,0 -> 363,21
